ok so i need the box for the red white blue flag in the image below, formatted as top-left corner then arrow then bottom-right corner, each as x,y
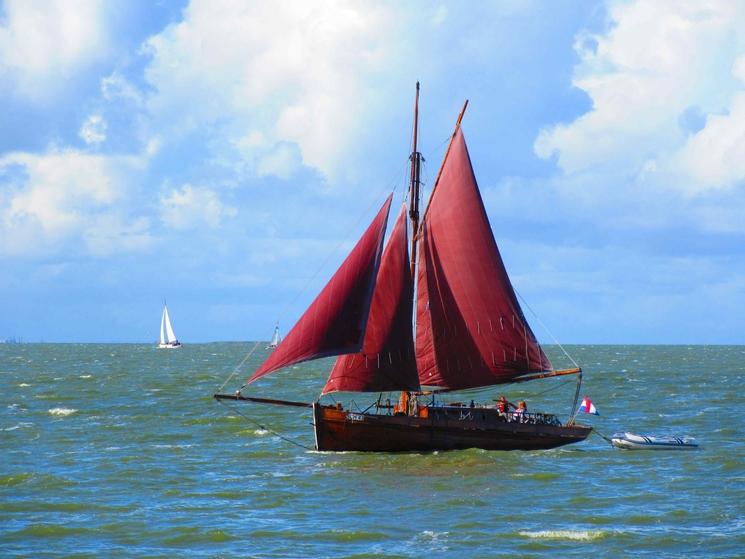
579,396 -> 599,415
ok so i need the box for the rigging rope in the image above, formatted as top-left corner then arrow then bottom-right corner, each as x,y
216,398 -> 314,451
425,377 -> 573,402
514,288 -> 579,369
591,428 -> 614,445
272,163 -> 408,330
216,341 -> 261,393
520,378 -> 574,399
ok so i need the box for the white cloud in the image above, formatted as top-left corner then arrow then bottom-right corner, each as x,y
2,150 -> 120,234
256,143 -> 303,180
0,0 -> 110,101
0,149 -> 148,256
80,114 -> 107,145
668,91 -> 745,191
142,0 -> 394,180
535,0 -> 745,195
101,71 -> 145,107
160,184 -> 237,230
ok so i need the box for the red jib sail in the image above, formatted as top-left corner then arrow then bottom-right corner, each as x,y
247,195 -> 393,384
415,129 -> 551,390
323,205 -> 419,394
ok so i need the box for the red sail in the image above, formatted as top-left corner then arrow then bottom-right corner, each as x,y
415,129 -> 551,390
247,195 -> 393,384
323,205 -> 419,394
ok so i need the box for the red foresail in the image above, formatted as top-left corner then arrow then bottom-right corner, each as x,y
247,195 -> 393,384
415,129 -> 551,390
323,205 -> 419,394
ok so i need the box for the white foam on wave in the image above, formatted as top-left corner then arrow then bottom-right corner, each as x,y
48,408 -> 77,416
79,375 -> 92,379
254,429 -> 269,436
18,383 -> 31,387
410,530 -> 449,553
419,530 -> 448,541
519,530 -> 606,541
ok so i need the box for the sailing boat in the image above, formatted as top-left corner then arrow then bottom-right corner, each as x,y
266,325 -> 281,350
215,84 -> 592,451
158,303 -> 182,349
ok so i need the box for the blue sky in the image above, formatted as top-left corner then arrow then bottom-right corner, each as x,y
1,0 -> 744,344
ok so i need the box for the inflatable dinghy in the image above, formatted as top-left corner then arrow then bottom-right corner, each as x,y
611,432 -> 698,450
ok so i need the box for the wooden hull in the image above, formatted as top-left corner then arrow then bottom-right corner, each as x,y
312,403 -> 592,452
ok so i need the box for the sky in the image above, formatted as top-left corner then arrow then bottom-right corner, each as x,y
1,0 -> 744,344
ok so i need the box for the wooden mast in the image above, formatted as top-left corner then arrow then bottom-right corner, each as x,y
408,82 -> 422,277
397,82 -> 423,412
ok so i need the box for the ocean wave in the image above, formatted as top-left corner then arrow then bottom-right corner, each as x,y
79,374 -> 92,379
18,383 -> 31,387
519,530 -> 607,541
48,408 -> 77,416
5,524 -> 92,539
2,422 -> 32,431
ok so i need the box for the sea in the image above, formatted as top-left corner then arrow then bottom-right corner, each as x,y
1,343 -> 743,558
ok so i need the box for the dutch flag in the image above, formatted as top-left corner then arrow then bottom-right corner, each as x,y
579,396 -> 599,415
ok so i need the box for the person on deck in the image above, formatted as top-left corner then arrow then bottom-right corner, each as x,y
407,392 -> 419,416
394,391 -> 408,415
514,400 -> 527,421
496,395 -> 513,416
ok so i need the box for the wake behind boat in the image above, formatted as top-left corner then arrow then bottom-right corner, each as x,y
215,84 -> 592,451
158,303 -> 181,349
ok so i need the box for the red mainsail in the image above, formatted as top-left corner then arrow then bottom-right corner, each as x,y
323,205 -> 419,394
247,195 -> 393,384
415,129 -> 551,390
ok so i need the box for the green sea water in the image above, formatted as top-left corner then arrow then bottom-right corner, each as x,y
1,343 -> 743,558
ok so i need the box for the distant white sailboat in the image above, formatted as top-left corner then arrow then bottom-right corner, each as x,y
158,303 -> 182,349
266,325 -> 281,350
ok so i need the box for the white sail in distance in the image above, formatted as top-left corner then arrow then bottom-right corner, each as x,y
159,303 -> 181,348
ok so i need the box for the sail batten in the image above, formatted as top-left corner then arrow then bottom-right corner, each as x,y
247,195 -> 393,384
415,129 -> 551,390
323,205 -> 419,394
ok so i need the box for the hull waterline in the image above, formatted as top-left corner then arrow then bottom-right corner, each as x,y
312,403 -> 591,452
